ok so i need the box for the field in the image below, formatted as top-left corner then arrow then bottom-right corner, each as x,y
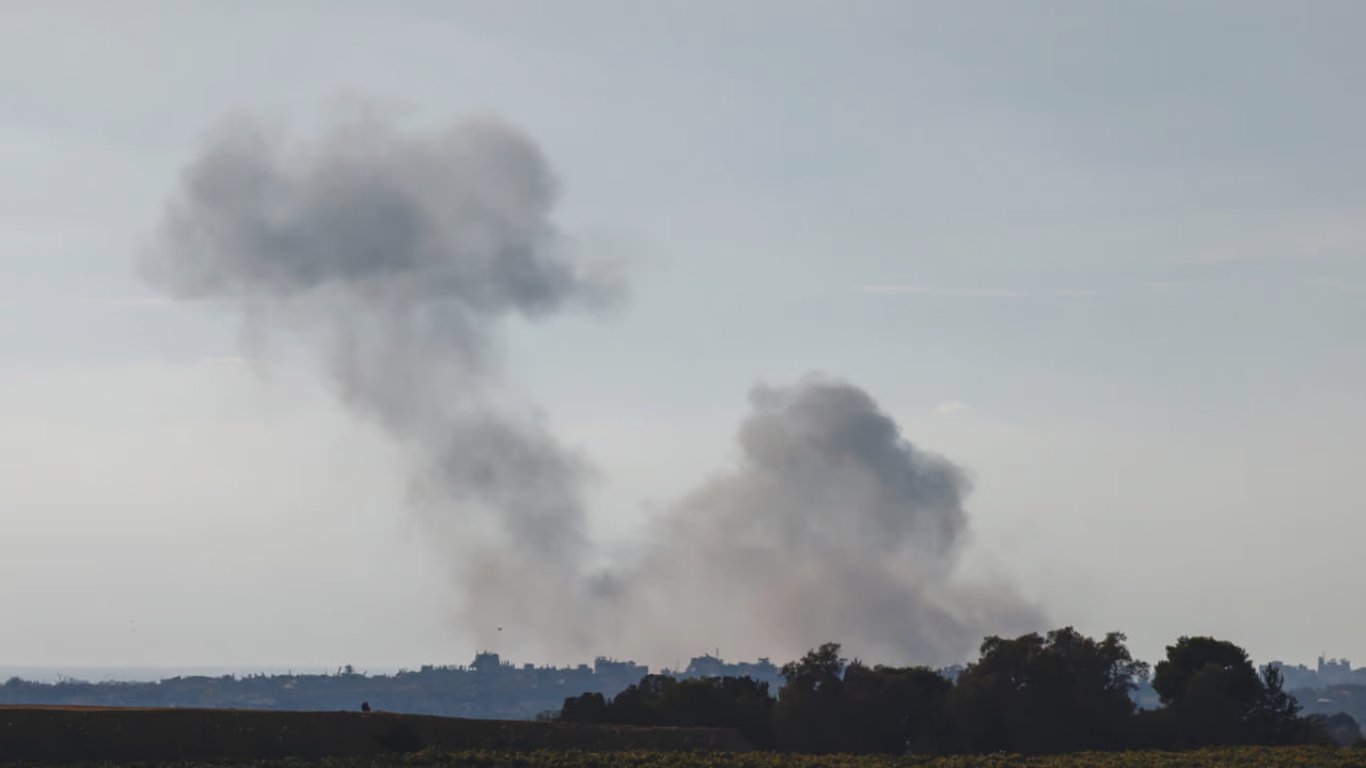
9,747 -> 1366,768
394,748 -> 1366,767
0,706 -> 745,763
2,708 -> 1364,767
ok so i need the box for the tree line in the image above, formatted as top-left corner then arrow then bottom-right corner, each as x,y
560,627 -> 1363,754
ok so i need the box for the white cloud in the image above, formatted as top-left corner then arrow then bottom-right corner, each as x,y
857,285 -> 1030,298
197,355 -> 253,368
1309,278 -> 1366,296
858,285 -> 1109,300
82,296 -> 181,309
934,400 -> 971,416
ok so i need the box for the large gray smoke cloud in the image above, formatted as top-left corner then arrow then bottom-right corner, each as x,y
147,112 -> 1038,667
604,376 -> 1040,667
143,114 -> 619,653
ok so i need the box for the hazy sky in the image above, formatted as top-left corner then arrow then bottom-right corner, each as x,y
3,1 -> 1365,672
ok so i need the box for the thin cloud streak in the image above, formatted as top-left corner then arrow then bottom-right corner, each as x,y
859,277 -> 1366,301
1309,278 -> 1366,296
857,284 -> 1031,298
82,296 -> 183,310
934,400 -> 971,416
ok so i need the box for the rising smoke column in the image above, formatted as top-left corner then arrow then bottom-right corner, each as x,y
142,113 -> 619,654
146,111 -> 1038,667
604,375 -> 1041,667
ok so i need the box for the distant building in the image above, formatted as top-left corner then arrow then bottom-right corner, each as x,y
1265,656 -> 1366,691
1318,656 -> 1358,686
674,654 -> 784,690
1266,661 -> 1320,691
593,657 -> 647,680
469,651 -> 506,673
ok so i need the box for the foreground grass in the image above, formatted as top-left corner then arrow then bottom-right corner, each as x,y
64,746 -> 1366,768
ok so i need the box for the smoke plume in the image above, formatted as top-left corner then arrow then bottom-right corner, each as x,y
143,114 -> 619,652
602,375 -> 1040,667
146,111 -> 1039,667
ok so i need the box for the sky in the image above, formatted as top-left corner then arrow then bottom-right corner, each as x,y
2,1 -> 1365,673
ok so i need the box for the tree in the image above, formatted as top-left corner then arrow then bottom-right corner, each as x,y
773,643 -> 846,752
1246,664 -> 1308,745
559,691 -> 608,723
945,627 -> 1147,753
606,674 -> 678,725
1152,637 -> 1260,709
1306,712 -> 1363,748
1151,636 -> 1305,746
839,663 -> 952,754
680,676 -> 775,746
559,674 -> 775,746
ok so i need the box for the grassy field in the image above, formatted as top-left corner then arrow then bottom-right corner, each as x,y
0,706 -> 746,763
410,747 -> 1366,767
2,708 -> 1363,766
13,747 -> 1366,768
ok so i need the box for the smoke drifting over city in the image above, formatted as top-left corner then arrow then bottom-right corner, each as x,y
144,113 -> 1039,667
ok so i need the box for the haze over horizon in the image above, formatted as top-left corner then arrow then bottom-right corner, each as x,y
3,2 -> 1365,673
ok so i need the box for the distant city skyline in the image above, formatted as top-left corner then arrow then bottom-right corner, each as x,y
7,649 -> 1363,687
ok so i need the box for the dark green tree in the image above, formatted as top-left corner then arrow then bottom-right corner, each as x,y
1306,712 -> 1363,748
560,674 -> 774,746
838,662 -> 952,753
1150,636 -> 1306,746
1246,664 -> 1309,745
679,676 -> 775,746
559,691 -> 608,723
1153,637 -> 1260,708
773,643 -> 846,752
605,674 -> 679,725
945,627 -> 1147,753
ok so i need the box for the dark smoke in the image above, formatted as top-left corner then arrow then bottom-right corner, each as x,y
602,376 -> 1040,667
146,111 -> 1038,667
143,114 -> 620,652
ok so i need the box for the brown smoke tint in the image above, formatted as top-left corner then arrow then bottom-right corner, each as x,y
601,376 -> 1041,667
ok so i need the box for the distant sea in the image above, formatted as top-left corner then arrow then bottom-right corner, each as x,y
0,666 -> 402,683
